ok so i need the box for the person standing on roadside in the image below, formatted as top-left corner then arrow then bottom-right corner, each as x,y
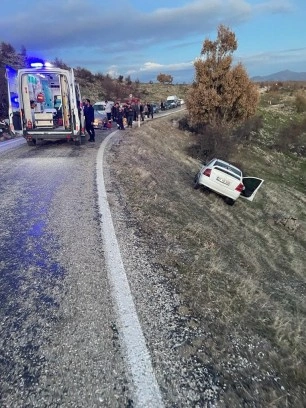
139,102 -> 145,121
117,106 -> 125,130
83,98 -> 95,142
148,102 -> 154,119
143,102 -> 148,119
105,100 -> 113,121
127,105 -> 134,128
112,102 -> 119,122
133,102 -> 140,124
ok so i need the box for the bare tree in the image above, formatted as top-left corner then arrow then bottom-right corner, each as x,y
186,25 -> 259,129
52,58 -> 70,70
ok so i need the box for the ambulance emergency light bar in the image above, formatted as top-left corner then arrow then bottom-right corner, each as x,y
30,61 -> 53,68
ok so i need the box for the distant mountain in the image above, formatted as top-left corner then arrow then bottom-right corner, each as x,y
252,70 -> 306,82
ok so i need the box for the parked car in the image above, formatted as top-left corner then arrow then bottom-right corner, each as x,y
93,111 -> 106,129
193,158 -> 264,205
164,101 -> 173,110
93,101 -> 114,113
152,103 -> 160,114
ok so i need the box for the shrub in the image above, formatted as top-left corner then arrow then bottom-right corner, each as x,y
233,115 -> 263,143
273,117 -> 306,156
295,92 -> 306,113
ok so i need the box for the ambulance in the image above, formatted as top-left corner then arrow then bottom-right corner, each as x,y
6,61 -> 85,146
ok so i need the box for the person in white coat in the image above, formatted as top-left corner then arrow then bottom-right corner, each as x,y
105,100 -> 113,121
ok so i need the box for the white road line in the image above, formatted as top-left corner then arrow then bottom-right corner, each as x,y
96,131 -> 164,408
0,137 -> 26,153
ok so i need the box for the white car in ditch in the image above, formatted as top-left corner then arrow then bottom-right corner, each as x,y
194,158 -> 264,205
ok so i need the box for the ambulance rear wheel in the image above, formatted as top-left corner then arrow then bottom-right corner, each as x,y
27,140 -> 36,146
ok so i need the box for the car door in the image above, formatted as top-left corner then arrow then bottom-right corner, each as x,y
240,177 -> 264,202
5,65 -> 23,135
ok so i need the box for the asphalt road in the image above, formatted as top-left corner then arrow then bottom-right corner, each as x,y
0,107 -> 207,408
0,134 -> 132,407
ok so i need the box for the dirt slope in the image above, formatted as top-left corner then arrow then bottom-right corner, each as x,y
105,114 -> 306,407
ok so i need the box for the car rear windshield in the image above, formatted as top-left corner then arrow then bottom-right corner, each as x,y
214,161 -> 242,180
93,105 -> 105,111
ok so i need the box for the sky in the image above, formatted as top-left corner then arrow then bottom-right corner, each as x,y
1,0 -> 306,83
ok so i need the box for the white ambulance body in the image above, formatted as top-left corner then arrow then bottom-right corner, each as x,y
6,62 -> 85,146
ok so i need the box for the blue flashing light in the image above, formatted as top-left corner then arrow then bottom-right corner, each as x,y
27,57 -> 53,69
10,93 -> 19,107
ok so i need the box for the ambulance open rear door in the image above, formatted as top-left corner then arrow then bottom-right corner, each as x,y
5,65 -> 24,136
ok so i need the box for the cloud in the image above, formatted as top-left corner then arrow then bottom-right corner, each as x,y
2,0 -> 291,52
0,0 -> 300,81
235,47 -> 306,76
139,61 -> 193,72
253,0 -> 294,14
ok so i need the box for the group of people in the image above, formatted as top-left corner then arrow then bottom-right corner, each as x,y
111,101 -> 155,129
83,99 -> 156,141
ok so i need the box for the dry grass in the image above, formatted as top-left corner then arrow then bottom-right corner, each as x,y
107,111 -> 306,407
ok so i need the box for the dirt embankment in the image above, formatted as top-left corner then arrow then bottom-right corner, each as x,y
105,114 -> 306,407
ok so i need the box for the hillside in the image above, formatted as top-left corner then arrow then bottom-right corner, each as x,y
105,103 -> 306,406
78,80 -> 190,105
252,69 -> 306,82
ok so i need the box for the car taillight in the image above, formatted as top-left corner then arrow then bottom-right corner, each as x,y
235,183 -> 244,192
203,168 -> 211,177
27,120 -> 32,129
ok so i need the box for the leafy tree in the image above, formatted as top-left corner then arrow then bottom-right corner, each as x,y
74,67 -> 94,83
157,73 -> 173,84
18,45 -> 27,67
0,42 -> 26,119
0,42 -> 16,63
95,72 -> 105,82
186,25 -> 259,129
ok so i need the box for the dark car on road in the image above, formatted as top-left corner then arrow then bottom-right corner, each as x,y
163,101 -> 173,110
152,103 -> 160,114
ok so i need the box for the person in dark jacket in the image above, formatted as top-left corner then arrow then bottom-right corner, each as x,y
83,98 -> 95,142
139,102 -> 145,121
148,102 -> 153,119
127,105 -> 134,128
112,102 -> 119,122
117,106 -> 125,130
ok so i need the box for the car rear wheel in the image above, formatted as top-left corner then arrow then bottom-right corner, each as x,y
194,174 -> 201,189
225,197 -> 235,206
27,139 -> 36,146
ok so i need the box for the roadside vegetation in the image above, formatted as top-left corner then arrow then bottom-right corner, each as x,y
107,26 -> 306,407
109,103 -> 306,407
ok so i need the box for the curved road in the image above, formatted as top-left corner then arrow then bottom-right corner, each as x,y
0,134 -> 132,407
0,107 -> 198,408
